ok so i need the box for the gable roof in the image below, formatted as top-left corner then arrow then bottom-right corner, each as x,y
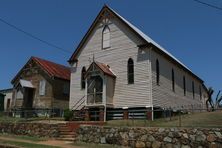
68,5 -> 203,83
12,56 -> 70,84
33,57 -> 70,81
85,62 -> 116,78
95,62 -> 116,78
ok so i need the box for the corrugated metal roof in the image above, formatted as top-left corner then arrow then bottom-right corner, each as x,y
33,57 -> 70,81
109,7 -> 191,71
68,5 -> 203,82
85,62 -> 116,78
19,79 -> 34,88
95,62 -> 116,78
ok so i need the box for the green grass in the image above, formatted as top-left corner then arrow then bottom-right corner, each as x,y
0,133 -> 47,142
0,140 -> 60,148
0,116 -> 26,123
73,141 -> 122,148
106,111 -> 222,127
0,116 -> 65,123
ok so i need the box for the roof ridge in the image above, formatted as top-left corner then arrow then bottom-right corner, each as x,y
32,56 -> 70,69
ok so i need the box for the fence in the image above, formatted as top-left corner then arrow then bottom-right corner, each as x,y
86,108 -> 222,128
0,108 -> 221,128
0,108 -> 64,122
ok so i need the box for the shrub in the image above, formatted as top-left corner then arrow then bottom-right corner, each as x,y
63,109 -> 73,121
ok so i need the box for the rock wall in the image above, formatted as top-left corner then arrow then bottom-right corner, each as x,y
0,122 -> 59,138
77,126 -> 222,148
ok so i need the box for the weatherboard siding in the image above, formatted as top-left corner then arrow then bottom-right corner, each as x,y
70,17 -> 152,109
151,48 -> 205,109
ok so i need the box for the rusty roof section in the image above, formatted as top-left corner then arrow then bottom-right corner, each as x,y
95,62 -> 116,78
85,62 -> 116,78
11,56 -> 70,84
33,57 -> 70,81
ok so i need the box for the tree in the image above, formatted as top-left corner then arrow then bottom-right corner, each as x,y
206,87 -> 214,111
206,87 -> 222,111
215,90 -> 222,109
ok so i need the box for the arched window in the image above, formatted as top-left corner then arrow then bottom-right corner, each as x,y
128,58 -> 134,84
81,67 -> 86,89
102,25 -> 110,49
156,59 -> 160,85
183,76 -> 186,96
192,81 -> 195,99
199,85 -> 202,100
172,69 -> 175,91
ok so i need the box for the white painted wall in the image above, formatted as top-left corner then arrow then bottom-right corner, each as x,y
151,48 -> 206,109
69,12 -> 207,110
70,17 -> 152,109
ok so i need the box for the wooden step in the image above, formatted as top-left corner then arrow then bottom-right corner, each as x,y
60,131 -> 75,135
56,137 -> 75,141
60,135 -> 75,138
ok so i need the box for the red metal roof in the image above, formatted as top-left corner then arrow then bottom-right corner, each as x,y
32,57 -> 70,81
85,62 -> 116,78
95,62 -> 116,78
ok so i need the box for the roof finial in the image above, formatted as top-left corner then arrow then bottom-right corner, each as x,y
93,54 -> 95,62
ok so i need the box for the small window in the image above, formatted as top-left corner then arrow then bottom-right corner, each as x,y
39,80 -> 46,96
199,85 -> 202,100
183,76 -> 186,96
128,58 -> 134,84
172,69 -> 175,92
102,25 -> 110,49
63,83 -> 70,95
156,59 -> 160,85
192,81 -> 195,99
81,67 -> 86,89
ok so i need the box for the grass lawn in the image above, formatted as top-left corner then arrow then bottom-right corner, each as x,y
0,133 -> 47,142
0,140 -> 60,148
0,115 -> 65,123
106,111 -> 222,127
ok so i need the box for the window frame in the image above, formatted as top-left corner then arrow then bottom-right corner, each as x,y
81,67 -> 86,90
156,59 -> 160,85
192,81 -> 195,99
39,79 -> 46,96
127,58 -> 134,84
102,25 -> 111,49
199,85 -> 202,100
171,69 -> 175,92
183,76 -> 186,96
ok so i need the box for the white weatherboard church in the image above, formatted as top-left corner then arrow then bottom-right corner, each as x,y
68,5 -> 208,121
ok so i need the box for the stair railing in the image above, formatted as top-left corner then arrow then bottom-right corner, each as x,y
71,95 -> 85,111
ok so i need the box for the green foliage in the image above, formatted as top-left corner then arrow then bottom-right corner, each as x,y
63,109 -> 73,121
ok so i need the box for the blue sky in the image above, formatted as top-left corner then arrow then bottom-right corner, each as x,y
0,0 -> 221,97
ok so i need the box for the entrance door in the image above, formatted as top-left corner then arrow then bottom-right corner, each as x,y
6,99 -> 10,110
87,75 -> 103,104
0,94 -> 4,111
23,88 -> 35,109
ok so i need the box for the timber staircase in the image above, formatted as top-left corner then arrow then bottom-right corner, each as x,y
57,122 -> 104,141
57,123 -> 77,141
71,96 -> 86,121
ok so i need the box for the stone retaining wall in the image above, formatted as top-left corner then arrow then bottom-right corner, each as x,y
0,122 -> 60,138
77,126 -> 222,148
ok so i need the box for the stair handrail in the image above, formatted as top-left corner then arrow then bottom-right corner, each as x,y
75,99 -> 85,111
71,95 -> 85,110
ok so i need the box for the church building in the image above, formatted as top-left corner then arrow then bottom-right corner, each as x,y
68,5 -> 208,121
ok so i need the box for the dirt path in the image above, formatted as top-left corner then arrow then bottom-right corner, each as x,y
0,136 -> 81,148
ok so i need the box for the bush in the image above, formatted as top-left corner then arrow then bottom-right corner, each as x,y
63,109 -> 73,121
